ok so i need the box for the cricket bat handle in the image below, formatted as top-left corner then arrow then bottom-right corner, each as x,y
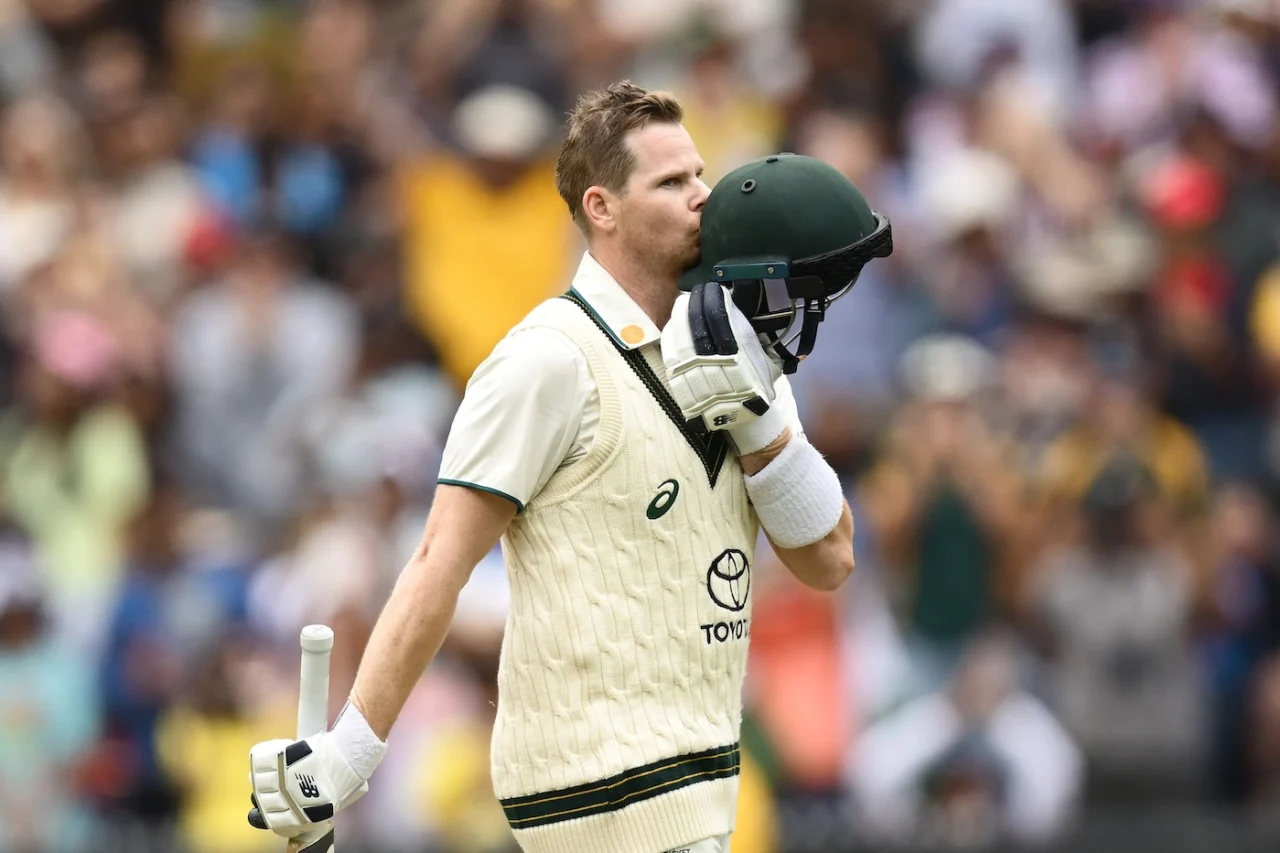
289,624 -> 336,853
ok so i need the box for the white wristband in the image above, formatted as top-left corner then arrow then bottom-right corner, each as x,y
330,701 -> 388,781
744,435 -> 845,549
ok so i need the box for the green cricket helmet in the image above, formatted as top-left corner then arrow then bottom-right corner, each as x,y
681,153 -> 893,374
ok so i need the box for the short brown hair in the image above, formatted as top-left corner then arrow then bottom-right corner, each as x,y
555,80 -> 684,235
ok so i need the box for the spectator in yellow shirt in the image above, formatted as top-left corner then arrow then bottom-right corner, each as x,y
156,635 -> 295,853
400,85 -> 577,390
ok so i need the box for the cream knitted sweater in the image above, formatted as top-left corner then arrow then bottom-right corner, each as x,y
490,294 -> 760,853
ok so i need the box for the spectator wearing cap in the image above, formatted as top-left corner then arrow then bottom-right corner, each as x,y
914,148 -> 1022,347
399,83 -> 575,389
1027,456 -> 1206,800
849,627 -> 1083,848
858,334 -> 1029,693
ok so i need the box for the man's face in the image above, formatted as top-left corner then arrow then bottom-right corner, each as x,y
614,123 -> 709,280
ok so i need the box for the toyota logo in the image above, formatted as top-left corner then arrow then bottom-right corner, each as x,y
707,549 -> 751,612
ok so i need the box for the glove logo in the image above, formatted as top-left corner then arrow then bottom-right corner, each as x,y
712,413 -> 736,427
646,479 -> 680,520
707,549 -> 751,612
296,774 -> 321,799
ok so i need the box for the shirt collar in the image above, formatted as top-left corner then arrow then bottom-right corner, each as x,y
567,252 -> 662,350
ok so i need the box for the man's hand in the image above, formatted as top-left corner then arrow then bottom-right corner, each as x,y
247,732 -> 367,838
661,282 -> 787,454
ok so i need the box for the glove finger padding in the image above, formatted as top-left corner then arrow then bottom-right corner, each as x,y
661,283 -> 783,436
688,281 -> 715,356
248,793 -> 267,829
691,281 -> 737,356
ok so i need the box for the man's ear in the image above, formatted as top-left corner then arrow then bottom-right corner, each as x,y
583,186 -> 616,234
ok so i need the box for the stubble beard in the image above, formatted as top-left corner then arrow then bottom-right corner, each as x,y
681,233 -> 701,269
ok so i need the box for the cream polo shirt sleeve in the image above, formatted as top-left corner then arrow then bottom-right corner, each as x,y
438,327 -> 594,512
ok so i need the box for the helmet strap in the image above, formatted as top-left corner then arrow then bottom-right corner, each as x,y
798,297 -> 825,353
772,297 -> 825,375
773,341 -> 800,375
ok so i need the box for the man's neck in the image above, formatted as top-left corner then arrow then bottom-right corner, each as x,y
589,249 -> 677,330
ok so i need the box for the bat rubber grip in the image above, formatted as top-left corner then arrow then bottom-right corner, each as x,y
292,625 -> 336,852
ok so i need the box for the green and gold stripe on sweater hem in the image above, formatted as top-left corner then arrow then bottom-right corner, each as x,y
500,742 -> 741,829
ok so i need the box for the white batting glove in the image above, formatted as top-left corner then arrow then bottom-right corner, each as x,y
661,282 -> 787,455
248,704 -> 387,839
247,732 -> 365,838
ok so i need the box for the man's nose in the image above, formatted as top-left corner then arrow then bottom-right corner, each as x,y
691,178 -> 711,211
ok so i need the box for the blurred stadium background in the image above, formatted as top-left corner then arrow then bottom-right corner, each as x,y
4,0 -> 1280,851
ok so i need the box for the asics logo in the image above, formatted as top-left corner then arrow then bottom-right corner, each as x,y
646,479 -> 680,520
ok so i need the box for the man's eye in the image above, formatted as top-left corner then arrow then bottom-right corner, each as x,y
660,177 -> 679,187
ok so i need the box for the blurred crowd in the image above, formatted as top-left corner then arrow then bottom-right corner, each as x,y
4,0 -> 1280,851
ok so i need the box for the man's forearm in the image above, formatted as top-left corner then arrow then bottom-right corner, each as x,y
348,553 -> 469,740
768,502 -> 855,590
246,490 -> 511,836
344,484 -> 518,741
741,426 -> 855,591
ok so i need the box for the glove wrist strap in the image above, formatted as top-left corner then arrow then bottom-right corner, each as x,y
331,701 -> 388,781
730,406 -> 788,456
